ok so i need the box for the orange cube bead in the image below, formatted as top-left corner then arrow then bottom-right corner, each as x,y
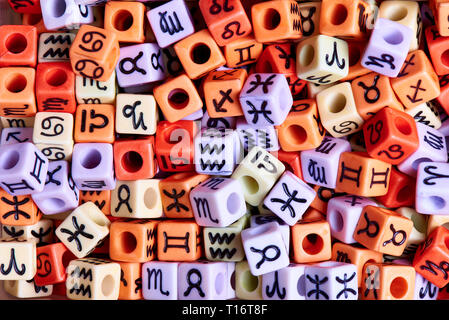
174,29 -> 226,80
413,226 -> 449,288
361,263 -> 416,300
109,219 -> 158,263
118,262 -> 143,300
276,99 -> 325,151
0,25 -> 37,68
332,242 -> 383,287
113,136 -> 156,181
251,0 -> 302,43
157,219 -> 202,262
362,107 -> 419,165
425,26 -> 449,76
159,172 -> 210,219
7,0 -> 40,14
69,25 -> 119,82
34,242 -> 76,286
291,219 -> 332,263
336,151 -> 392,197
79,190 -> 111,216
74,104 -> 115,143
352,73 -> 403,120
390,50 -> 440,109
431,0 -> 449,37
255,43 -> 296,75
203,69 -> 247,118
199,0 -> 252,46
104,1 -> 146,43
153,74 -> 203,123
437,74 -> 449,115
353,206 -> 414,256
35,62 -> 76,114
302,207 -> 326,222
376,167 -> 415,209
223,35 -> 263,68
0,67 -> 36,117
319,0 -> 372,39
0,189 -> 41,226
270,150 -> 303,180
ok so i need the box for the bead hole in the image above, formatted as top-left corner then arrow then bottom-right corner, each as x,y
6,33 -> 27,54
299,44 -> 315,67
6,74 -> 27,93
227,192 -> 241,214
329,210 -> 344,232
81,149 -> 102,169
121,151 -> 143,173
46,68 -> 67,87
144,187 -> 158,210
390,277 -> 408,299
113,10 -> 134,31
331,4 -> 348,25
168,89 -> 190,110
383,30 -> 404,45
101,274 -> 115,297
121,231 -> 137,253
240,175 -> 259,195
329,92 -> 347,113
285,125 -> 307,146
52,0 -> 67,18
215,272 -> 225,295
190,43 -> 211,65
302,233 -> 324,255
1,150 -> 20,170
394,117 -> 412,135
384,6 -> 408,21
241,270 -> 258,292
263,8 -> 281,30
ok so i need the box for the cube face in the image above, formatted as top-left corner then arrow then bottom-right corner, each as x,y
104,1 -> 145,43
74,104 -> 115,143
262,264 -> 307,300
250,215 -> 290,255
263,171 -> 316,226
66,258 -> 120,300
115,94 -> 157,136
0,240 -> 36,280
414,273 -> 438,300
40,0 -> 91,30
79,190 -> 111,216
296,35 -> 349,84
0,25 -> 37,68
75,71 -> 116,105
405,102 -> 441,130
4,278 -> 53,298
34,242 -> 76,286
118,262 -> 142,300
1,219 -> 53,245
291,220 -> 332,264
223,36 -> 263,68
33,112 -> 74,148
142,261 -> 178,300
0,127 -> 33,145
239,73 -> 293,127
109,220 -> 158,263
416,162 -> 449,215
0,189 -> 41,226
304,261 -> 358,300
147,0 -> 195,48
0,67 -> 37,117
235,118 -> 279,152
38,33 -> 74,63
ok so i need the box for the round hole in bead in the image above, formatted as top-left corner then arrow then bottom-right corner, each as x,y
168,89 -> 190,110
302,233 -> 324,255
113,10 -> 134,31
299,44 -> 315,67
285,124 -> 307,146
240,175 -> 259,195
190,43 -> 211,65
46,68 -> 67,87
328,92 -> 347,113
101,274 -> 115,297
6,74 -> 27,93
120,231 -> 137,254
81,149 -> 102,169
1,150 -> 20,170
383,30 -> 404,45
263,8 -> 281,30
411,158 -> 432,171
5,33 -> 27,54
395,117 -> 412,135
384,6 -> 408,21
328,210 -> 344,233
227,192 -> 241,214
297,274 -> 306,297
390,276 -> 408,299
40,198 -> 66,212
121,151 -> 143,173
52,0 -> 67,18
442,50 -> 449,67
396,185 -> 412,204
230,270 -> 236,290
331,4 -> 348,25
241,270 -> 258,292
144,187 -> 158,210
215,272 -> 225,295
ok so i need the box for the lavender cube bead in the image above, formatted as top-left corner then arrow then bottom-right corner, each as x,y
41,0 -> 93,30
0,142 -> 48,196
239,73 -> 293,127
236,117 -> 280,152
71,143 -> 116,191
32,160 -> 79,215
416,161 -> 449,215
142,261 -> 178,300
262,264 -> 307,300
250,215 -> 290,255
147,0 -> 195,48
0,128 -> 33,145
361,18 -> 413,77
116,43 -> 166,88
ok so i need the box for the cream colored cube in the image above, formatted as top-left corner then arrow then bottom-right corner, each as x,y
32,112 -> 74,146
307,82 -> 332,99
115,94 -> 158,135
231,146 -> 285,206
38,33 -> 75,63
4,278 -> 53,298
316,82 -> 364,138
35,142 -> 74,161
66,257 -> 120,300
204,214 -> 250,262
55,202 -> 110,258
111,179 -> 163,219
405,102 -> 441,130
0,117 -> 35,128
235,260 -> 263,300
378,1 -> 421,51
75,71 -> 117,105
1,219 -> 53,245
0,240 -> 36,280
296,35 -> 349,85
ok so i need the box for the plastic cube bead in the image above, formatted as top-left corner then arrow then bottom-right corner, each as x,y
235,118 -> 279,152
74,104 -> 115,144
415,162 -> 449,215
104,1 -> 145,44
0,67 -> 37,117
222,35 -> 263,68
250,215 -> 291,255
0,189 -> 41,226
75,71 -> 116,105
291,219 -> 332,264
261,264 -> 306,300
376,167 -> 416,209
142,261 -> 179,300
0,25 -> 37,68
34,242 -> 76,286
3,278 -> 52,298
0,127 -> 33,145
117,262 -> 142,300
115,94 -> 157,136
0,239 -> 36,280
235,260 -> 263,300
40,0 -> 93,30
1,219 -> 53,244
38,32 -> 74,63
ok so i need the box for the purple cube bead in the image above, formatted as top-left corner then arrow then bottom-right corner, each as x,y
236,117 -> 280,152
116,43 -> 166,88
71,143 -> 116,191
0,142 -> 48,195
262,264 -> 307,300
416,161 -> 449,215
361,18 -> 413,77
250,215 -> 290,255
147,0 -> 195,48
142,261 -> 179,300
0,128 -> 33,145
32,160 -> 79,215
239,73 -> 293,127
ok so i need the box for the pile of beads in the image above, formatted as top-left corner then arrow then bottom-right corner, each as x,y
0,0 -> 449,301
